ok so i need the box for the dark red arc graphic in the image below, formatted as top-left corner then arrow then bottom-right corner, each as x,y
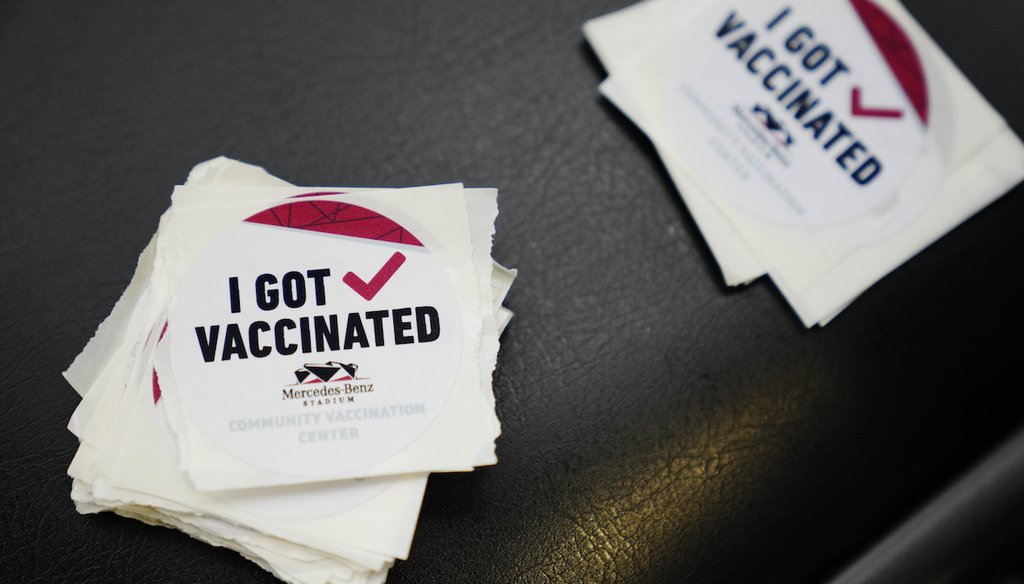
850,0 -> 929,124
245,200 -> 424,247
152,369 -> 162,404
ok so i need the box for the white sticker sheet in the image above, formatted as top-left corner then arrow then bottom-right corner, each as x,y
64,157 -> 517,584
585,0 -> 1024,326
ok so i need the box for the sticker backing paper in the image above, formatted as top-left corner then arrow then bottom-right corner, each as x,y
64,157 -> 517,584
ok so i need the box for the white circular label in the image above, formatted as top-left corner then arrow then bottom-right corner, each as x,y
167,199 -> 463,478
153,361 -> 391,521
666,0 -> 929,225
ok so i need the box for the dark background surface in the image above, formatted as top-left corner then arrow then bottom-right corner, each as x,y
2,1 -> 1022,582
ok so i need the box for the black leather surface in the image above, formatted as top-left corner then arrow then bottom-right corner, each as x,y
2,1 -> 1023,583
828,424 -> 1024,584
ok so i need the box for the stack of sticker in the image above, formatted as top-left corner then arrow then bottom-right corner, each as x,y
585,0 -> 1024,326
64,157 -> 517,584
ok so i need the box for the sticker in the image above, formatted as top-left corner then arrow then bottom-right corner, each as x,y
666,0 -> 929,225
167,199 -> 463,478
153,360 -> 391,520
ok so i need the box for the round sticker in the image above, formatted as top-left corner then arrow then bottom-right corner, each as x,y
166,198 -> 463,478
153,362 -> 392,520
666,0 -> 929,225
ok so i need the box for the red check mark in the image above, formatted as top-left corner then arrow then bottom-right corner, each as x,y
851,86 -> 904,119
343,252 -> 406,301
